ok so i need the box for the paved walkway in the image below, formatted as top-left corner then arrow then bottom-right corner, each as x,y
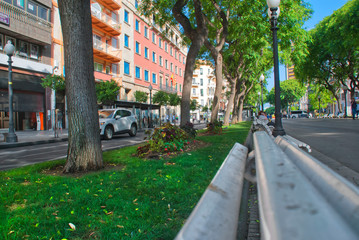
0,129 -> 68,149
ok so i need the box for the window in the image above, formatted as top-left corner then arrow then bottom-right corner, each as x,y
170,63 -> 173,72
111,12 -> 118,24
30,44 -> 39,59
192,88 -> 196,95
112,37 -> 118,48
152,32 -> 156,44
152,73 -> 157,84
159,38 -> 162,48
112,63 -> 118,76
152,52 -> 156,63
144,47 -> 149,58
124,61 -> 130,75
160,76 -> 163,87
135,41 -> 140,54
27,1 -> 37,15
38,5 -> 48,21
124,10 -> 129,23
175,51 -> 177,59
94,62 -> 103,72
144,26 -> 148,38
165,42 -> 168,52
200,78 -> 203,86
106,66 -> 110,74
175,66 -> 177,74
15,0 -> 25,9
179,68 -> 182,77
144,70 -> 149,81
208,69 -> 211,74
124,34 -> 129,48
159,56 -> 163,66
0,34 -> 3,51
200,89 -> 204,96
19,40 -> 28,57
135,0 -> 138,8
180,84 -> 182,92
200,68 -> 203,75
165,60 -> 168,69
135,66 -> 141,79
170,47 -> 173,56
135,19 -> 140,31
179,54 -> 181,62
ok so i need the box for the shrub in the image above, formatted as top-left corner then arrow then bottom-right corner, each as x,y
207,120 -> 223,134
136,123 -> 191,158
180,121 -> 197,139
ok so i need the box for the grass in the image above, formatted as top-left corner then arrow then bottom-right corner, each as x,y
0,122 -> 251,240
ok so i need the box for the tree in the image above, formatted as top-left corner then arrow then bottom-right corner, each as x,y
96,80 -> 121,105
168,93 -> 181,106
41,74 -> 66,92
134,90 -> 148,103
267,79 -> 306,110
190,99 -> 198,111
58,0 -> 103,173
153,91 -> 169,106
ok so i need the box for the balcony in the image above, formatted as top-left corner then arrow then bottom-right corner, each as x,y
93,39 -> 121,63
91,9 -> 121,36
159,85 -> 177,94
96,0 -> 121,11
192,81 -> 200,87
0,1 -> 52,45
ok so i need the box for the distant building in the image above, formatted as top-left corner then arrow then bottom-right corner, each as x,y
0,0 -> 52,130
286,64 -> 295,80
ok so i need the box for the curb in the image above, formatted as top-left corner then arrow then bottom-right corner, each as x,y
0,138 -> 68,149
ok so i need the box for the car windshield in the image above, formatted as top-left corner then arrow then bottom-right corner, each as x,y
98,110 -> 115,119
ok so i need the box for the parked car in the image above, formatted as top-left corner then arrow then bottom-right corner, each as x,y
99,108 -> 138,140
291,110 -> 309,118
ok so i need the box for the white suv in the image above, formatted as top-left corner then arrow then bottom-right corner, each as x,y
99,108 -> 138,140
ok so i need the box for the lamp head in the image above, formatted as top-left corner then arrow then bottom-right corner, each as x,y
260,74 -> 265,82
4,40 -> 15,56
149,84 -> 153,91
268,7 -> 280,18
267,0 -> 280,8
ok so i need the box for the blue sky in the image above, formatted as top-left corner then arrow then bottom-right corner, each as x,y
265,0 -> 350,91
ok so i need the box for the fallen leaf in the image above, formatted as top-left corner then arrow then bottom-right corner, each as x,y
69,223 -> 76,231
117,225 -> 124,228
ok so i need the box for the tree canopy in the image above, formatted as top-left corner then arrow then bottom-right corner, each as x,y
134,90 -> 148,103
96,80 -> 121,105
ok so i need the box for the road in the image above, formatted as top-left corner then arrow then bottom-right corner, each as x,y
0,132 -> 147,171
283,118 -> 359,186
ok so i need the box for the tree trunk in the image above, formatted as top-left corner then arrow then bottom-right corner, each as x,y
58,0 -> 103,173
238,95 -> 245,122
210,55 -> 224,122
223,79 -> 236,126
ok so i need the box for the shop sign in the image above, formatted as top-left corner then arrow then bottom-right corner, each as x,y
0,12 -> 10,26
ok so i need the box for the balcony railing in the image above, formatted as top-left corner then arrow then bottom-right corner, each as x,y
159,85 -> 177,94
91,8 -> 121,36
93,39 -> 121,62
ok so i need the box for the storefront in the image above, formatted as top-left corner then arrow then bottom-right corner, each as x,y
0,70 -> 47,130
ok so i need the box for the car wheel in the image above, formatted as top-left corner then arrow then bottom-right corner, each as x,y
129,124 -> 137,137
104,126 -> 114,140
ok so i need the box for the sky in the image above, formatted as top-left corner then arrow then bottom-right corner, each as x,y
265,0 -> 350,91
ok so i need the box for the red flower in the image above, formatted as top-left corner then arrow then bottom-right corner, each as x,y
165,148 -> 168,151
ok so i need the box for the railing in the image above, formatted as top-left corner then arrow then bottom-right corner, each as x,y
159,85 -> 176,94
91,8 -> 121,30
93,39 -> 121,59
0,1 -> 52,31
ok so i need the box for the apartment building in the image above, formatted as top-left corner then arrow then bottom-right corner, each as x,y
52,0 -> 122,128
0,0 -> 52,130
119,0 -> 187,120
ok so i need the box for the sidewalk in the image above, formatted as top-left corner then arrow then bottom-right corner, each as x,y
0,129 -> 68,149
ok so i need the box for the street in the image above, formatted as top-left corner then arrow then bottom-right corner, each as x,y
283,118 -> 359,186
0,132 -> 147,171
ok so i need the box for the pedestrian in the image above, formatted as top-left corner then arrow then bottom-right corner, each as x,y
351,98 -> 357,120
56,109 -> 63,134
258,111 -> 268,124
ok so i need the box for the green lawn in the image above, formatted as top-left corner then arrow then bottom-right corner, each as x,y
0,122 -> 251,240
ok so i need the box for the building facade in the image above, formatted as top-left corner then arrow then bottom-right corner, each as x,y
119,0 -> 187,122
0,0 -> 52,130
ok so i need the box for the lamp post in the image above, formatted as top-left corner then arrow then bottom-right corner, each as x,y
318,95 -> 321,117
4,40 -> 18,143
260,74 -> 265,111
343,86 -> 348,118
148,84 -> 153,128
267,0 -> 285,136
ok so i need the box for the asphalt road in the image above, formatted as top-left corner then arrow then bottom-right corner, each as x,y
282,118 -> 359,186
0,131 -> 147,171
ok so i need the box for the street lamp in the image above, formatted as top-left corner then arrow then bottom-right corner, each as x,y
148,84 -> 153,128
260,74 -> 265,111
267,0 -> 285,136
4,40 -> 18,143
343,85 -> 348,118
318,95 -> 321,116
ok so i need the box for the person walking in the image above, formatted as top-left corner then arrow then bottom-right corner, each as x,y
351,98 -> 357,120
56,109 -> 63,134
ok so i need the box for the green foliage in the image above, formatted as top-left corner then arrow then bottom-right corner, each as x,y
95,79 -> 121,105
202,106 -> 209,112
134,90 -> 148,103
265,107 -> 275,115
308,84 -> 336,111
0,122 -> 251,239
153,91 -> 169,106
206,120 -> 223,135
168,93 -> 181,106
267,79 -> 306,109
41,74 -> 65,91
190,99 -> 198,111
